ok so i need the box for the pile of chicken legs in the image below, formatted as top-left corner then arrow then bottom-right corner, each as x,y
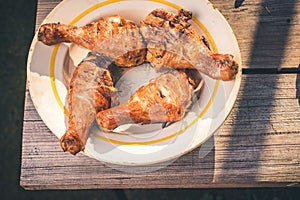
38,8 -> 239,155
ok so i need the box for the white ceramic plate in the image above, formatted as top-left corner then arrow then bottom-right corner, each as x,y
27,0 -> 242,166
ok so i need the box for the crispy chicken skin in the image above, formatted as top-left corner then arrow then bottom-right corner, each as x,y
96,71 -> 194,132
60,53 -> 117,155
38,15 -> 146,67
140,8 -> 239,81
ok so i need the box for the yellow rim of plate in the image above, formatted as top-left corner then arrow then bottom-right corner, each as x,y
49,0 -> 220,145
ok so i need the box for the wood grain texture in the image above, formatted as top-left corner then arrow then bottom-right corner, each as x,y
20,0 -> 300,189
211,0 -> 300,70
20,74 -> 300,189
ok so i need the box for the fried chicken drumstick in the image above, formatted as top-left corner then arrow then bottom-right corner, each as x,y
140,8 -> 239,81
96,71 -> 195,132
60,53 -> 117,155
38,15 -> 146,67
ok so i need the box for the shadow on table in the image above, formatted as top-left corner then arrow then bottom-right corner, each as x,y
216,0 -> 298,182
234,0 -> 245,8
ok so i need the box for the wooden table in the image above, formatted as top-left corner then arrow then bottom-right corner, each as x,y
20,0 -> 300,189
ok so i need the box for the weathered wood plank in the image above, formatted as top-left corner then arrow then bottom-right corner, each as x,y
20,74 -> 300,189
211,0 -> 300,70
21,0 -> 300,190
